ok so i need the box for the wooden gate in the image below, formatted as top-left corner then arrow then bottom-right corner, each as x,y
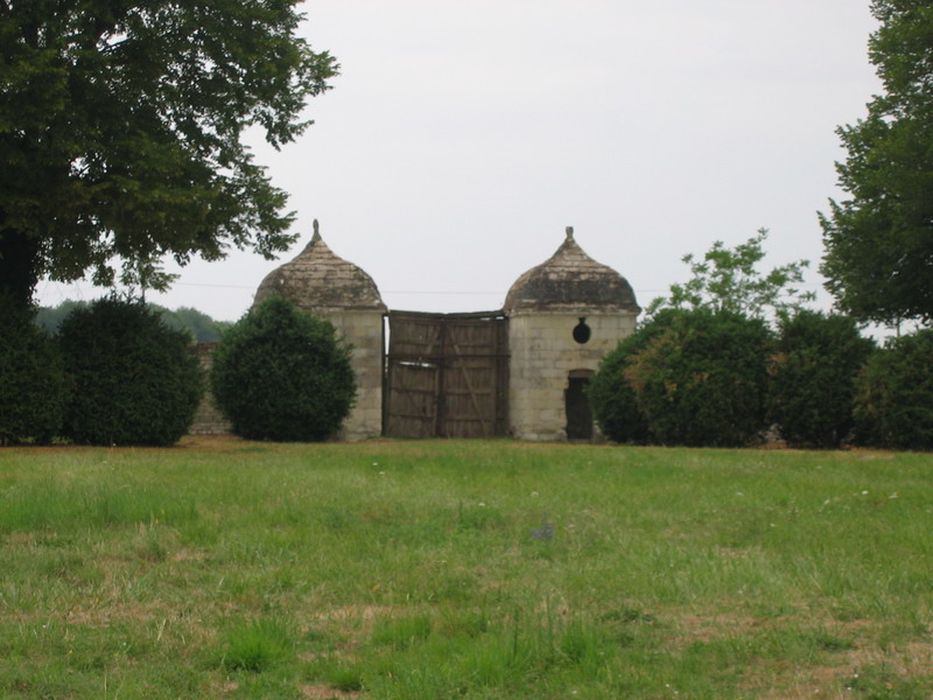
384,311 -> 509,438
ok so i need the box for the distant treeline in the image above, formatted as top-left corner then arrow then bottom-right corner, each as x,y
36,300 -> 232,343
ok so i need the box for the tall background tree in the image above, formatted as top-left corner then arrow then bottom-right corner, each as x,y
0,1 -> 337,308
820,0 -> 933,326
35,300 -> 231,341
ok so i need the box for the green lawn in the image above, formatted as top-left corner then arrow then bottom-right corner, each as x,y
0,438 -> 930,698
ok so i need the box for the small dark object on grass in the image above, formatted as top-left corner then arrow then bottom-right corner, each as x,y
531,513 -> 555,541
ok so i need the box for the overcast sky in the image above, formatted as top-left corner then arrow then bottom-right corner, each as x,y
37,0 -> 880,321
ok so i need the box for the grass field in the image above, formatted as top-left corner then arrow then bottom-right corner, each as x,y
0,438 -> 930,699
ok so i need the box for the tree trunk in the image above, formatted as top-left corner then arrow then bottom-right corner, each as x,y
0,222 -> 41,309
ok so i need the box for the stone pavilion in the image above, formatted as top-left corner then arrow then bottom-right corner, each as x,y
192,222 -> 640,441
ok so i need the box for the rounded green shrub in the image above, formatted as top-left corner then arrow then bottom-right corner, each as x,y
0,297 -> 68,444
853,329 -> 933,450
624,309 -> 772,447
211,297 -> 356,441
589,311 -> 679,443
769,311 -> 875,448
58,298 -> 202,446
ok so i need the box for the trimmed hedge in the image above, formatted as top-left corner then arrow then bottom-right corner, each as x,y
58,298 -> 202,446
853,329 -> 933,450
211,297 -> 356,441
769,311 -> 875,448
0,297 -> 68,444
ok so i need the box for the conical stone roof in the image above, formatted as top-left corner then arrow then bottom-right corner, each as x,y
504,227 -> 639,314
254,220 -> 386,313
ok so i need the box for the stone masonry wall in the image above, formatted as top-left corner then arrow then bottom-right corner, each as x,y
189,342 -> 232,435
322,310 -> 384,440
508,312 -> 636,441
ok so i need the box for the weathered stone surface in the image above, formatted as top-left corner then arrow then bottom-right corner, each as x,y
188,342 -> 232,435
254,220 -> 387,313
508,309 -> 637,441
504,228 -> 639,441
324,310 -> 384,441
504,227 -> 640,314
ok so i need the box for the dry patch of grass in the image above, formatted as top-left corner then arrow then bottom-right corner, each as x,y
63,602 -> 160,628
300,683 -> 363,699
755,638 -> 933,698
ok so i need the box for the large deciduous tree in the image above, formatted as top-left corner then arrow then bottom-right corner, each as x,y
820,0 -> 933,326
0,1 -> 337,308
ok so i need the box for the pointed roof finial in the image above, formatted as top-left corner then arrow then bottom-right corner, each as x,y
312,218 -> 321,242
565,225 -> 574,241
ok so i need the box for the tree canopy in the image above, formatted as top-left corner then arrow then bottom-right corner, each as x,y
819,0 -> 933,326
0,1 -> 337,307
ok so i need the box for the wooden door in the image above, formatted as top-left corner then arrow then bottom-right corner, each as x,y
565,374 -> 593,440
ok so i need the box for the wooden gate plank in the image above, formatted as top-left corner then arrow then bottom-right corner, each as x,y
450,340 -> 489,437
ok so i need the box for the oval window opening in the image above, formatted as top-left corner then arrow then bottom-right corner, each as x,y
573,318 -> 591,344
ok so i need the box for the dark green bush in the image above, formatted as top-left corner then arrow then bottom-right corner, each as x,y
853,329 -> 933,450
0,297 -> 68,444
58,298 -> 202,446
211,297 -> 355,441
624,309 -> 772,447
769,311 -> 875,448
589,343 -> 649,444
589,311 -> 680,443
